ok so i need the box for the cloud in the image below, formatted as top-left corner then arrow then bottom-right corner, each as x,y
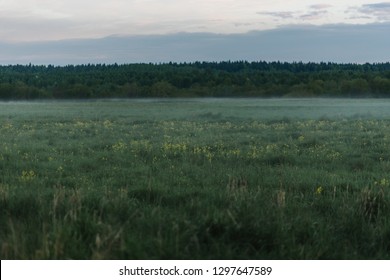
300,3 -> 332,20
358,2 -> 390,21
363,2 -> 390,9
258,3 -> 331,23
0,16 -> 78,42
1,23 -> 389,65
300,10 -> 328,21
309,4 -> 332,10
1,0 -> 291,41
257,11 -> 295,19
1,1 -> 388,43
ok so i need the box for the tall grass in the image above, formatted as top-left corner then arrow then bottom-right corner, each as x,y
1,99 -> 390,259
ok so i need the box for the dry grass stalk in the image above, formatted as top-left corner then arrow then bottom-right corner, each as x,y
360,187 -> 385,221
276,190 -> 286,208
226,176 -> 248,192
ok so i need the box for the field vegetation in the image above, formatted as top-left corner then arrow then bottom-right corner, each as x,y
1,99 -> 390,259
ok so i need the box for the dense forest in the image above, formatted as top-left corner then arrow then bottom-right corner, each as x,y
1,61 -> 390,99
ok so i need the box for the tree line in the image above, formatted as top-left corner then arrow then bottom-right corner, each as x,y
1,61 -> 390,99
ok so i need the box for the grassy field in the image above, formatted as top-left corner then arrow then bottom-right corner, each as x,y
1,98 -> 390,259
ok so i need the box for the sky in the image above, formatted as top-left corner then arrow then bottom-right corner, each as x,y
0,0 -> 389,64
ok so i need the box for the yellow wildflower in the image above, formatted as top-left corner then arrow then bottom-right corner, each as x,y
316,186 -> 324,195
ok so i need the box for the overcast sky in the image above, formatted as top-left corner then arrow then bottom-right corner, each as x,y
0,0 -> 389,64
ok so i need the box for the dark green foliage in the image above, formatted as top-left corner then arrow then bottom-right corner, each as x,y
1,61 -> 390,99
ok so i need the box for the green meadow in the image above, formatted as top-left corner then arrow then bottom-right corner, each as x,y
1,98 -> 390,259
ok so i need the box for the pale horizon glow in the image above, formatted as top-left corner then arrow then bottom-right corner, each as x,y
1,1 -> 389,64
0,0 -> 389,42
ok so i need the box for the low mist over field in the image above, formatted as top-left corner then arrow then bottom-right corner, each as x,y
2,98 -> 390,120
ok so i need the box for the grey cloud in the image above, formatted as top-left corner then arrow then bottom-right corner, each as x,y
348,15 -> 373,20
258,6 -> 329,22
0,23 -> 389,65
309,4 -> 332,10
362,2 -> 390,9
0,16 -> 85,42
234,22 -> 254,27
257,11 -> 295,19
358,2 -> 390,20
300,10 -> 328,20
